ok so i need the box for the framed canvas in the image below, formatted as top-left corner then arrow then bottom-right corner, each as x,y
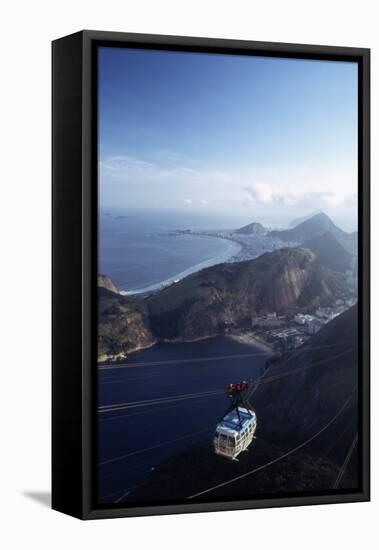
52,30 -> 370,520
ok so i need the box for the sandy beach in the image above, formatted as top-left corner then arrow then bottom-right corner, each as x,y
227,331 -> 274,355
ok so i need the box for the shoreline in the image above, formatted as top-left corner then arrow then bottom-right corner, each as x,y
120,234 -> 242,296
98,339 -> 158,365
227,331 -> 274,355
98,331 -> 274,365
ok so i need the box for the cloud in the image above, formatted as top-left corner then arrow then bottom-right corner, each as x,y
245,182 -> 275,204
244,178 -> 356,209
99,154 -> 357,227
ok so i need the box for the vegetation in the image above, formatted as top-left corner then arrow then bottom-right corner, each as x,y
98,246 -> 349,360
98,288 -> 155,361
147,247 -> 348,341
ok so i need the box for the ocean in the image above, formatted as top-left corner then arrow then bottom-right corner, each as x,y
97,209 -> 265,504
99,210 -> 241,293
97,337 -> 269,504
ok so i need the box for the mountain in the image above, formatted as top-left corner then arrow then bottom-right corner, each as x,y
235,221 -> 267,236
97,247 -> 349,360
127,305 -> 359,501
98,274 -> 118,294
252,304 -> 358,443
98,288 -> 155,361
288,211 -> 322,227
269,213 -> 357,254
349,231 -> 358,253
147,247 -> 348,341
303,231 -> 353,273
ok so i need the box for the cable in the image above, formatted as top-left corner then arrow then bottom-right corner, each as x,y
99,358 -> 265,386
99,427 -> 212,467
98,403 -> 182,423
333,432 -> 358,489
98,337 -> 357,373
267,338 -> 358,372
98,347 -> 355,415
98,351 -> 269,371
98,388 -> 224,414
248,347 -> 355,399
188,394 -> 353,499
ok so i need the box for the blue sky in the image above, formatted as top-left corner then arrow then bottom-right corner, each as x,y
98,46 -> 358,230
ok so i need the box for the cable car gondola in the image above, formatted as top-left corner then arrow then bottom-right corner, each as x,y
213,381 -> 257,460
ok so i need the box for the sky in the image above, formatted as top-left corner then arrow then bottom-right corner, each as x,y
98,46 -> 358,231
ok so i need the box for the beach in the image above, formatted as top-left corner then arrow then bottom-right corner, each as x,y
122,234 -> 241,295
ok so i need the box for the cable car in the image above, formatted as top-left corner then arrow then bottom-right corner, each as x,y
214,381 -> 257,460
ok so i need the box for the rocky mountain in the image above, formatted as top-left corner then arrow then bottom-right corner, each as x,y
303,231 -> 353,273
269,213 -> 357,254
235,221 -> 267,236
147,247 -> 348,342
97,248 -> 348,360
98,288 -> 155,361
98,274 -> 118,294
127,305 -> 359,502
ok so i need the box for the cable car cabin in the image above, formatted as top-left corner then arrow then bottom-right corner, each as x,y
214,407 -> 257,460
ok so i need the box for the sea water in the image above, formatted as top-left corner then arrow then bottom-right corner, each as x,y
99,209 -> 241,293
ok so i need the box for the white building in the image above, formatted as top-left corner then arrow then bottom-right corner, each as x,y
294,313 -> 314,325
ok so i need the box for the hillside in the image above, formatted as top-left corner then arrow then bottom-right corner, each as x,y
252,304 -> 358,441
269,213 -> 357,254
98,288 -> 155,361
303,231 -> 353,273
97,247 -> 349,360
127,305 -> 359,502
98,274 -> 118,293
235,221 -> 267,235
147,247 -> 348,341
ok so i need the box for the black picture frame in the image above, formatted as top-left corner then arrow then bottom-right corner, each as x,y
52,30 -> 370,520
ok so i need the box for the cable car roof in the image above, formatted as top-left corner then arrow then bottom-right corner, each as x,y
216,407 -> 256,434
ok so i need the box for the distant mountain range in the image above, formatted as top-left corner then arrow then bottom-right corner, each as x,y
268,212 -> 357,255
98,247 -> 349,360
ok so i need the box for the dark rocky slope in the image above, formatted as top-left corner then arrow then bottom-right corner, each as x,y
127,306 -> 359,503
252,304 -> 358,442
